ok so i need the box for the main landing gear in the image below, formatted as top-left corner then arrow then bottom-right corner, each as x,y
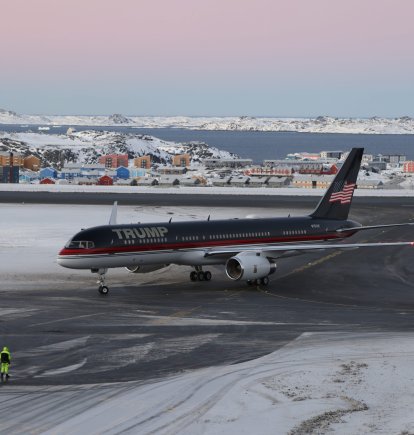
190,266 -> 212,282
95,268 -> 109,295
247,276 -> 270,287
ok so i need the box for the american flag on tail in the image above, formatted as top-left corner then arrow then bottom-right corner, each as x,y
329,181 -> 356,204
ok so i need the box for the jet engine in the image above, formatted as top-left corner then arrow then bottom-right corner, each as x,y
125,265 -> 169,274
225,252 -> 276,281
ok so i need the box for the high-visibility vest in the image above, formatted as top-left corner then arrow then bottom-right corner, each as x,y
1,351 -> 11,364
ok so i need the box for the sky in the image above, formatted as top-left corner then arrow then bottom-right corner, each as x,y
1,0 -> 414,117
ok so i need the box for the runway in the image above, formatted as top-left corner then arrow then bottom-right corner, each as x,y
1,195 -> 414,432
3,189 -> 414,208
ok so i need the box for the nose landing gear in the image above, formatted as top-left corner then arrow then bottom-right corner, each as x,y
98,285 -> 109,295
94,268 -> 109,295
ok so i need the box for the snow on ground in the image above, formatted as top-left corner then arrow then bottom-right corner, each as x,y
2,110 -> 414,134
2,332 -> 414,434
2,182 -> 414,196
2,203 -> 414,433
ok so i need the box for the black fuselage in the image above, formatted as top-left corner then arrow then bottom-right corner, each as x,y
60,215 -> 360,259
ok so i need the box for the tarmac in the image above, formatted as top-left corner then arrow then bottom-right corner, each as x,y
1,193 -> 414,432
0,192 -> 413,385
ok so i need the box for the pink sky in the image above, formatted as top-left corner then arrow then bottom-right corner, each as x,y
1,0 -> 414,115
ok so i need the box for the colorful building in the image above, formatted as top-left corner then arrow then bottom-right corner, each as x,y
129,167 -> 148,178
40,177 -> 56,184
98,175 -> 113,185
0,166 -> 19,183
19,170 -> 39,183
134,155 -> 151,169
172,154 -> 190,167
40,167 -> 58,179
115,166 -> 130,180
403,161 -> 414,173
23,155 -> 41,171
0,152 -> 24,167
98,154 -> 129,169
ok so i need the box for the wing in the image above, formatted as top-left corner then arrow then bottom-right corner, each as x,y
204,241 -> 414,260
337,222 -> 414,233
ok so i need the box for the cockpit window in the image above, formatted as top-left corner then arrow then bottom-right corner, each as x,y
65,240 -> 95,249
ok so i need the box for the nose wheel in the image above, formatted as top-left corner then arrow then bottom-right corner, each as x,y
98,285 -> 109,295
95,268 -> 109,295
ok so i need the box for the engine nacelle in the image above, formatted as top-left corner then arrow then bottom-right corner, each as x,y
225,252 -> 276,281
125,264 -> 169,274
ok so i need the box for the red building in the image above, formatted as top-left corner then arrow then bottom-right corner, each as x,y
403,161 -> 414,173
98,175 -> 113,185
98,154 -> 129,169
40,177 -> 56,184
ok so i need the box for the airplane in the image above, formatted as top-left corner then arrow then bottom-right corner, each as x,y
57,148 -> 414,295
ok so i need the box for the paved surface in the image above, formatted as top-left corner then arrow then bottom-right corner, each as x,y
1,195 -> 414,388
3,189 -> 414,208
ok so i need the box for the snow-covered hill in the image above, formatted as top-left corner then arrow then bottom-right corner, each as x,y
1,109 -> 414,134
0,131 -> 237,169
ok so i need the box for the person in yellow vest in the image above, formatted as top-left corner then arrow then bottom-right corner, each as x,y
1,347 -> 11,381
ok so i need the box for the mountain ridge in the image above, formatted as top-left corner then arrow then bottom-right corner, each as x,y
1,109 -> 414,134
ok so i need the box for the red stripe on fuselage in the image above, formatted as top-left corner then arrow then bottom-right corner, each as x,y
59,232 -> 353,257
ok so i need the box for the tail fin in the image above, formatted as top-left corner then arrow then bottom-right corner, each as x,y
310,148 -> 363,220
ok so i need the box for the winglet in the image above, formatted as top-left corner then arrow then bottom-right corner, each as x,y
109,201 -> 118,225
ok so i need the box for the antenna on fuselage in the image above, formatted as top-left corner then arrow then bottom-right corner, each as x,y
169,217 -> 172,223
109,201 -> 118,225
207,215 -> 210,221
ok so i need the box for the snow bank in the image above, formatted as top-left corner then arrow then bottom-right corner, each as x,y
2,332 -> 413,434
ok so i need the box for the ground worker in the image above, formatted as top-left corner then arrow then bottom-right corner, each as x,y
1,347 -> 11,381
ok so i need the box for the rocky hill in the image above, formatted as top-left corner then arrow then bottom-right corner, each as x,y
0,130 -> 237,170
2,108 -> 414,134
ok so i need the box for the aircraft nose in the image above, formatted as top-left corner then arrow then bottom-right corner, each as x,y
57,248 -> 72,268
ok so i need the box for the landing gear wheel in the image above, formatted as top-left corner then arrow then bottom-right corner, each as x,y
197,271 -> 205,281
190,271 -> 198,281
247,280 -> 255,286
99,285 -> 109,295
204,271 -> 212,281
260,276 -> 270,286
96,268 -> 109,296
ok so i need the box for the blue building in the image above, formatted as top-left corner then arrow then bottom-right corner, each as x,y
0,166 -> 19,183
59,168 -> 81,180
129,167 -> 147,178
116,166 -> 130,180
19,170 -> 39,183
40,167 -> 58,179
